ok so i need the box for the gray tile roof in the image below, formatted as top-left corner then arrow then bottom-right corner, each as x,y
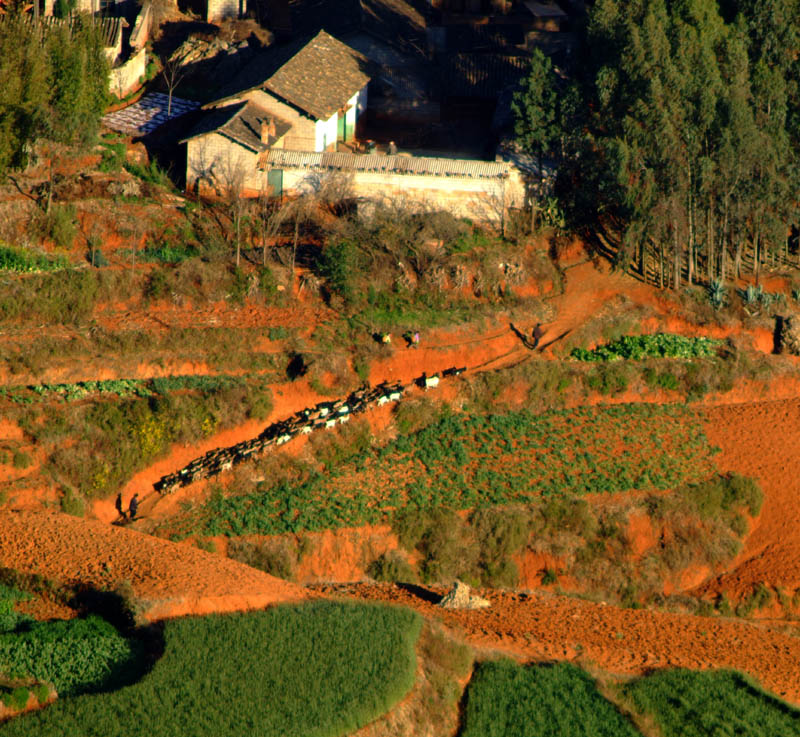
181,101 -> 292,152
264,149 -> 511,178
213,30 -> 372,122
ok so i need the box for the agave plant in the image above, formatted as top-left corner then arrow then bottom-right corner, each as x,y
707,278 -> 727,309
741,284 -> 763,305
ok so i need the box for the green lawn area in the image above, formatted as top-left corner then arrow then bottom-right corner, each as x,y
200,403 -> 717,536
459,660 -> 641,737
622,669 -> 800,737
0,601 -> 421,737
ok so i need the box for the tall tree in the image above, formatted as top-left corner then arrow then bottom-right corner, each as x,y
512,48 -> 560,230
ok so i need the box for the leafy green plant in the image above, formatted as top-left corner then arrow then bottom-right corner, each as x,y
0,245 -> 68,273
571,333 -> 723,362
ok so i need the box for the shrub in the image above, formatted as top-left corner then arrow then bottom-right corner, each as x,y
227,538 -> 297,580
11,451 -> 31,469
0,269 -> 99,324
123,160 -> 172,189
33,204 -> 78,249
59,486 -> 85,517
318,239 -> 363,303
368,551 -> 417,583
541,568 -> 558,585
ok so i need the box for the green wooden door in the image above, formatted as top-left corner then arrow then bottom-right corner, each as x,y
337,113 -> 345,142
267,169 -> 283,196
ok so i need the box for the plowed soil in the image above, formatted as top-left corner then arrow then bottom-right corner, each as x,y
313,582 -> 800,704
699,399 -> 800,599
0,510 -> 308,620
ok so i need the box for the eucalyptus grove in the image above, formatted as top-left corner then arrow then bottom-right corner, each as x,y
516,0 -> 800,288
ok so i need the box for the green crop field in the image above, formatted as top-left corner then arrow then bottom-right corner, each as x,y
0,602 -> 421,737
199,403 -> 718,536
622,669 -> 800,737
459,660 -> 641,737
0,615 -> 138,698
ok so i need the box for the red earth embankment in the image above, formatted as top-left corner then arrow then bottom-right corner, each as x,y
0,510 -> 309,621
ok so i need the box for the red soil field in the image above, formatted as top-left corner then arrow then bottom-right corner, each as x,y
699,399 -> 800,600
316,582 -> 800,704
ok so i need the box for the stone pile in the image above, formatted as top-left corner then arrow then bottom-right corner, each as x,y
153,367 -> 466,495
438,580 -> 491,610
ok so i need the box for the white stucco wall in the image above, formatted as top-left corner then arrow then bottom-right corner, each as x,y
109,48 -> 147,98
314,111 -> 339,152
270,166 -> 526,223
356,85 -> 368,116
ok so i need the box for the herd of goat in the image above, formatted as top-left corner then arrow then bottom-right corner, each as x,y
153,368 -> 466,495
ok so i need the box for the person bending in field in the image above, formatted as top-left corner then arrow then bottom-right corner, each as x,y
128,493 -> 139,521
115,493 -> 126,520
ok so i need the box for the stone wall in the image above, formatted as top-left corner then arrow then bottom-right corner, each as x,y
109,47 -> 147,98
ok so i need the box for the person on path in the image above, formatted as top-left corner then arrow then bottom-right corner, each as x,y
128,493 -> 139,521
403,330 -> 420,348
115,493 -> 126,520
531,323 -> 544,350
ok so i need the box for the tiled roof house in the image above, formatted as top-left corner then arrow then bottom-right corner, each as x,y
183,30 -> 372,193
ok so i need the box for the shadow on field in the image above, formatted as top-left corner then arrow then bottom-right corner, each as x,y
69,585 -> 166,694
396,582 -> 441,605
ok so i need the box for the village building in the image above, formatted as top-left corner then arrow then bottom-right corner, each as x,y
182,30 -> 371,189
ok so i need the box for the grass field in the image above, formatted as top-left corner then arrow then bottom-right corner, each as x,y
459,660 -> 641,737
198,403 -> 718,536
622,669 -> 800,736
0,602 -> 421,737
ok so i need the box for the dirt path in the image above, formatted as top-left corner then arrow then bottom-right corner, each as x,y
0,510 -> 309,621
699,399 -> 800,599
317,582 -> 800,705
